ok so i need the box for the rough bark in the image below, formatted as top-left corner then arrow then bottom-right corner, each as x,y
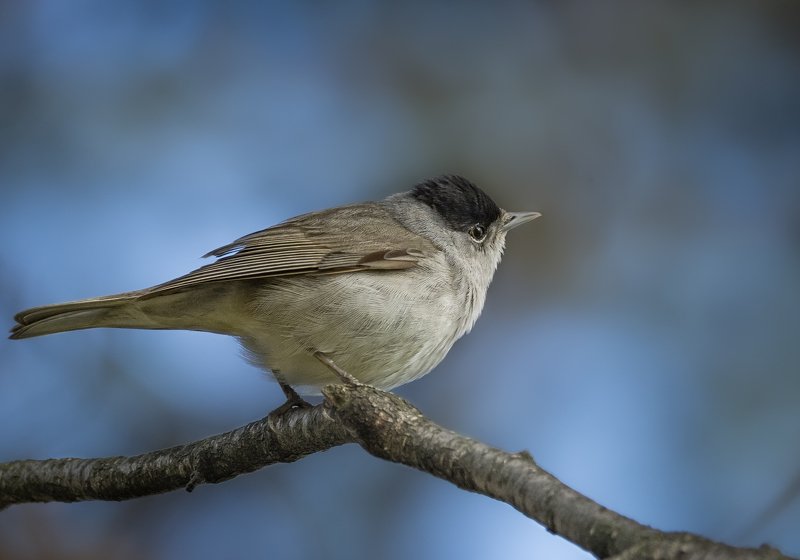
0,384 -> 792,560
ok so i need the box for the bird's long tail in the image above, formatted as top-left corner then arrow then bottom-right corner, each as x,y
10,290 -> 156,339
10,285 -> 237,340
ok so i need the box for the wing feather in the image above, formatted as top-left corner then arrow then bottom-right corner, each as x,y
144,203 -> 434,296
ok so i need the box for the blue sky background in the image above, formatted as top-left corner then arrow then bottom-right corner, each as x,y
1,2 -> 799,559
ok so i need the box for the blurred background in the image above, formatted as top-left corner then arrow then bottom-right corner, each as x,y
1,1 -> 799,559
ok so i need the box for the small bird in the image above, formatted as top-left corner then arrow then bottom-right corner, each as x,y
10,175 -> 539,407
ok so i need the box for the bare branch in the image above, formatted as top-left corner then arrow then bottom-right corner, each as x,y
0,384 -> 793,560
323,385 -> 792,560
0,405 -> 351,506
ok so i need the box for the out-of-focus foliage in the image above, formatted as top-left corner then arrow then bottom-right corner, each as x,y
1,2 -> 798,559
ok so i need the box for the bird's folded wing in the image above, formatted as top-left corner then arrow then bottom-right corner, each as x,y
144,203 -> 433,296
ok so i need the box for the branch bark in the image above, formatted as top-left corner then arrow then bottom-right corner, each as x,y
0,384 -> 792,560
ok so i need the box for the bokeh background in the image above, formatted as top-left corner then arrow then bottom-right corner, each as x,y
1,1 -> 799,559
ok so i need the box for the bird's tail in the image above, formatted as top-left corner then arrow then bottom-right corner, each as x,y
10,291 -> 152,339
10,281 -> 246,340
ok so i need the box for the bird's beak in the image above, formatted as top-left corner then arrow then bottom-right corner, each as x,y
501,211 -> 541,232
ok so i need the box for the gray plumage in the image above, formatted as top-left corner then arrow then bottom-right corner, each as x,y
10,175 -> 539,395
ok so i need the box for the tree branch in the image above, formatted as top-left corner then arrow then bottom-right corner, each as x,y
0,384 -> 793,560
0,405 -> 351,505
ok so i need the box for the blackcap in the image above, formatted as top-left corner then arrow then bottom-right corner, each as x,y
10,175 -> 540,403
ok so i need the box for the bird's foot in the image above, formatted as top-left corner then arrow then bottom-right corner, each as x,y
268,382 -> 313,417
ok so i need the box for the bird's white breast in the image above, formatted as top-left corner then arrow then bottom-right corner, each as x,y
238,251 -> 489,394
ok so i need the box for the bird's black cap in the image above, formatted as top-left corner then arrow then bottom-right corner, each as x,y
412,175 -> 501,231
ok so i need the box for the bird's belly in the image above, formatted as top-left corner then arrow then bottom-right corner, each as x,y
238,272 -> 464,393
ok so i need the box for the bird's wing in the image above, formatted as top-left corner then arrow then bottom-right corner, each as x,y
144,203 -> 433,296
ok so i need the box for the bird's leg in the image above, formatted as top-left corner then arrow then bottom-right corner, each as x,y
313,351 -> 361,386
280,381 -> 313,408
268,375 -> 312,417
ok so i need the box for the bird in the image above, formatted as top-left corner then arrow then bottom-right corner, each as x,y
10,175 -> 539,408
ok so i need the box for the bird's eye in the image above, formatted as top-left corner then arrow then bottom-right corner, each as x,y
468,224 -> 487,242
